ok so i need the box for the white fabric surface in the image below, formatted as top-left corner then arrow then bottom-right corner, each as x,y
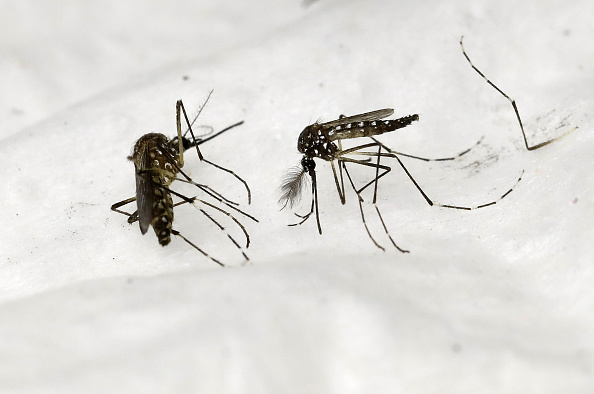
1,1 -> 592,392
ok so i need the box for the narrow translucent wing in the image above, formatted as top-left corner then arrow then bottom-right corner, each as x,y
321,108 -> 394,127
278,165 -> 309,209
132,142 -> 155,235
135,173 -> 154,234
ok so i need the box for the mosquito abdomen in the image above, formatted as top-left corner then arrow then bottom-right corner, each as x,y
151,185 -> 174,246
328,114 -> 419,141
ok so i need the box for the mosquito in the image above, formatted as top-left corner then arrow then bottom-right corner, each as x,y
279,109 -> 423,252
280,108 -> 523,252
459,36 -> 576,150
111,92 -> 258,266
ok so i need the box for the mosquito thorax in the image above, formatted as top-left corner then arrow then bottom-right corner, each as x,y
128,133 -> 170,163
297,124 -> 338,160
133,132 -> 167,149
297,125 -> 311,154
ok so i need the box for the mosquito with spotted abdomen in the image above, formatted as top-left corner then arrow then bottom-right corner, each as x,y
279,108 -> 421,252
459,36 -> 576,150
280,107 -> 523,252
111,91 -> 258,266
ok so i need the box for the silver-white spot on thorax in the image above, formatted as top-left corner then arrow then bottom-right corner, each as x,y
371,121 -> 377,126
161,216 -> 168,223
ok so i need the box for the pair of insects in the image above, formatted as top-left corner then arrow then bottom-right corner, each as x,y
111,37 -> 574,264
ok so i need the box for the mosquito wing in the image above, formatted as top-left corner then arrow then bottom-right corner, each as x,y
134,172 -> 155,234
131,142 -> 155,235
321,108 -> 394,127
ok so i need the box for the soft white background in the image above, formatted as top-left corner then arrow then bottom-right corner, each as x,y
1,0 -> 592,392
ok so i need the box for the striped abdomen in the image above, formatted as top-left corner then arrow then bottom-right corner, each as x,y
150,185 -> 175,246
129,133 -> 182,246
327,114 -> 419,142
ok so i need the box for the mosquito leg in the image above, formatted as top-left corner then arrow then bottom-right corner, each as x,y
338,156 -> 392,196
177,93 -> 212,162
342,156 -> 407,252
338,139 -> 346,202
356,195 -> 384,251
390,152 -> 525,210
339,140 -> 472,161
175,175 -> 240,206
201,158 -> 252,204
171,165 -> 258,222
289,172 -> 322,235
173,200 -> 193,208
163,187 -> 253,248
331,141 -> 395,197
373,143 -> 381,204
435,170 -> 523,210
459,36 -> 576,150
374,205 -> 409,253
177,97 -> 252,204
338,141 -> 385,155
291,170 -> 322,234
370,136 -> 484,162
171,229 -> 224,267
194,206 -> 249,261
291,188 -> 315,222
342,164 -> 385,251
111,196 -> 137,219
306,170 -> 322,234
193,197 -> 252,249
330,160 -> 346,204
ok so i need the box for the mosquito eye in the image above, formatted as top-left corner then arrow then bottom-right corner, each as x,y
181,137 -> 193,151
301,157 -> 315,171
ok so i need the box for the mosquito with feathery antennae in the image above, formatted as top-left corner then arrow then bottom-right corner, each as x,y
279,108 -> 422,252
111,91 -> 258,266
280,105 -> 524,252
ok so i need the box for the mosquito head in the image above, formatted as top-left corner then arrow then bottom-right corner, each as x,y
301,156 -> 316,175
170,136 -> 196,153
